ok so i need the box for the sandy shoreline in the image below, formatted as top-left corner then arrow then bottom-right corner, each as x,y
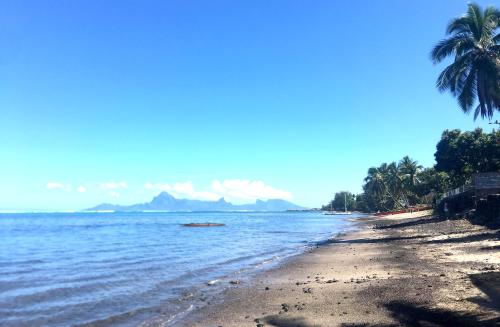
176,210 -> 500,327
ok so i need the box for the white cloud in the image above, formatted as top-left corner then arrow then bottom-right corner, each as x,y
101,181 -> 127,190
76,186 -> 87,193
46,182 -> 71,191
144,179 -> 292,202
212,179 -> 292,202
144,182 -> 220,201
46,182 -> 65,189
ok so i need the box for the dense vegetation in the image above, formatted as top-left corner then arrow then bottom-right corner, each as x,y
431,3 -> 500,120
435,128 -> 500,186
323,4 -> 500,213
323,128 -> 499,213
321,191 -> 356,212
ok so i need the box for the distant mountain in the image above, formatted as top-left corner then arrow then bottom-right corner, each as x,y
86,192 -> 306,212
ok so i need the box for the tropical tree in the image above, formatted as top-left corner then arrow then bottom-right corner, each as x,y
399,156 -> 423,188
363,162 -> 407,210
398,156 -> 423,205
363,165 -> 390,211
431,3 -> 500,120
414,167 -> 451,200
435,128 -> 500,186
322,192 -> 356,212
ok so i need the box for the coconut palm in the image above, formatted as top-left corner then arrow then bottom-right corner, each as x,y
364,166 -> 389,210
384,162 -> 407,208
398,156 -> 422,187
364,163 -> 405,210
398,156 -> 423,205
431,3 -> 500,120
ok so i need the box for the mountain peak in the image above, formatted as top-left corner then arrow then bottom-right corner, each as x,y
86,193 -> 305,212
154,191 -> 175,200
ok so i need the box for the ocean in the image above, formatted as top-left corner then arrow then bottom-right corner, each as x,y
0,211 -> 359,326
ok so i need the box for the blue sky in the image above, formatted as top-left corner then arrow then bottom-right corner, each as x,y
0,0 -> 497,210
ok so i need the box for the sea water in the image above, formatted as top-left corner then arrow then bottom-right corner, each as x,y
0,211 -> 359,326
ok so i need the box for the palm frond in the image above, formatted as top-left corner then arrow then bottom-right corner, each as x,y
446,16 -> 472,35
457,66 -> 477,113
436,54 -> 473,93
480,9 -> 499,44
473,103 -> 483,120
494,34 -> 500,44
431,34 -> 475,63
455,36 -> 477,56
467,3 -> 484,40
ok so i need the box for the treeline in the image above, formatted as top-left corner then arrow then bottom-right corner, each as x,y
323,128 -> 499,213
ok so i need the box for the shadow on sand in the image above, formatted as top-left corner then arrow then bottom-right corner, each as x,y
468,272 -> 500,313
264,315 -> 312,327
330,234 -> 429,244
423,231 -> 500,245
383,300 -> 500,327
375,216 -> 445,230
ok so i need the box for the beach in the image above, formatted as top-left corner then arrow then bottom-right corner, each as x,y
179,211 -> 500,327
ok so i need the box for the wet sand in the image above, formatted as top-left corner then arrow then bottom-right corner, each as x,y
178,211 -> 500,327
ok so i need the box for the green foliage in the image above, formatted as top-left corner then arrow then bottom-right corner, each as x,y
344,128 -> 499,213
431,3 -> 500,120
322,191 -> 356,211
353,193 -> 370,212
413,167 -> 451,198
361,158 -> 423,212
435,128 -> 500,187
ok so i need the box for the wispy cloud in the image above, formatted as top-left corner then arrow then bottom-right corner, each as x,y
46,182 -> 71,191
145,182 -> 220,201
212,179 -> 292,201
101,181 -> 127,190
76,186 -> 87,193
145,179 -> 292,202
46,182 -> 65,189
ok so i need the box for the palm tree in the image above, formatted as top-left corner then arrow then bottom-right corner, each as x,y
364,166 -> 389,210
431,3 -> 500,120
398,156 -> 422,188
364,163 -> 405,210
384,162 -> 407,208
398,156 -> 423,205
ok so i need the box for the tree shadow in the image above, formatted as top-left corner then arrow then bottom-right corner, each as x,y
264,315 -> 313,327
339,324 -> 398,327
468,272 -> 500,312
330,235 -> 429,244
384,300 -> 500,327
423,231 -> 500,244
479,245 -> 500,251
375,216 -> 445,230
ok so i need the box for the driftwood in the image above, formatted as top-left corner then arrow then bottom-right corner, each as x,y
181,223 -> 225,227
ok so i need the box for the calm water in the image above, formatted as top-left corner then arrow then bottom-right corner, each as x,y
0,211 -> 357,326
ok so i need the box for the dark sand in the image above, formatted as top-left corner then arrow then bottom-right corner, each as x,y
173,211 -> 500,327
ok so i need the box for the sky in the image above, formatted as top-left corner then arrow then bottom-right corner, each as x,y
0,0 -> 497,211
